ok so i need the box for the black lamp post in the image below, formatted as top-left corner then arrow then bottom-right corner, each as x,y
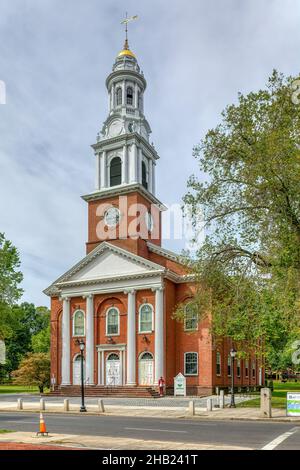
79,340 -> 87,412
230,348 -> 237,408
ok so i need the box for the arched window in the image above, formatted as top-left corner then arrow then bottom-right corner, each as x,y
116,87 -> 122,106
184,303 -> 198,331
126,86 -> 133,105
73,310 -> 85,337
139,304 -> 153,333
110,157 -> 122,187
140,352 -> 153,361
184,352 -> 198,376
216,351 -> 221,376
106,307 -> 119,336
107,353 -> 119,361
142,161 -> 148,190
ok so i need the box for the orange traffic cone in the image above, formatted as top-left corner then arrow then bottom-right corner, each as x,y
37,412 -> 48,436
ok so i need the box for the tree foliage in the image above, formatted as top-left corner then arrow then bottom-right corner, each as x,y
12,353 -> 50,393
180,71 -> 300,368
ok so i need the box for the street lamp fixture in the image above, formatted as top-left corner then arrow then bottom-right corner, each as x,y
230,348 -> 237,408
79,339 -> 87,412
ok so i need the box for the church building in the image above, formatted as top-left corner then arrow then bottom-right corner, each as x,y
45,36 -> 263,396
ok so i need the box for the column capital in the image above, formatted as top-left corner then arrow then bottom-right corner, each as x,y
151,286 -> 164,292
124,289 -> 136,295
60,296 -> 70,302
82,293 -> 94,300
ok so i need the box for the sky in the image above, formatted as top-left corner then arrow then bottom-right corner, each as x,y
0,0 -> 299,307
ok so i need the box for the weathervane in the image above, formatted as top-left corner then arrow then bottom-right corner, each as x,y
121,13 -> 138,49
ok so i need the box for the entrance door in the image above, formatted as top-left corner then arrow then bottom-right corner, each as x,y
106,353 -> 121,386
73,355 -> 85,385
139,352 -> 154,385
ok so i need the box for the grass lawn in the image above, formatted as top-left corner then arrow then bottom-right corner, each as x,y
0,385 -> 42,394
0,430 -> 13,434
237,380 -> 300,409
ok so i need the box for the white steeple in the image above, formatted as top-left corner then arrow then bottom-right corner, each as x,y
92,38 -> 159,197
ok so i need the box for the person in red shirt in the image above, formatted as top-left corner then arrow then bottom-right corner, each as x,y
158,376 -> 165,397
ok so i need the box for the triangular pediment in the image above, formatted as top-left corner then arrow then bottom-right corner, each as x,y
44,242 -> 165,295
70,249 -> 155,282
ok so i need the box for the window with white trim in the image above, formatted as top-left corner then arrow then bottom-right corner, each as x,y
116,87 -> 122,106
139,304 -> 153,333
245,359 -> 249,377
227,355 -> 232,376
252,359 -> 256,378
106,307 -> 119,336
184,352 -> 198,376
237,359 -> 241,377
184,303 -> 198,331
216,351 -> 221,376
73,310 -> 85,337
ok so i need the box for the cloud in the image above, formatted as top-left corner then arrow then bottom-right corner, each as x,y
0,0 -> 299,305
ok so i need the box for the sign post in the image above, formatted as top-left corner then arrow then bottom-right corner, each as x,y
287,392 -> 300,417
174,373 -> 186,397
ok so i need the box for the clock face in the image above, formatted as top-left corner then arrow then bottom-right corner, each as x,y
108,120 -> 122,138
104,207 -> 121,227
145,211 -> 154,232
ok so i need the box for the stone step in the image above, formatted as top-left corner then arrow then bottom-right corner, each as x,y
47,385 -> 160,398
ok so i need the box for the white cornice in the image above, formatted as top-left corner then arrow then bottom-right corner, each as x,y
81,183 -> 167,210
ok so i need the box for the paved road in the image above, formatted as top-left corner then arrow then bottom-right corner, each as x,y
0,394 -> 251,407
0,412 -> 299,449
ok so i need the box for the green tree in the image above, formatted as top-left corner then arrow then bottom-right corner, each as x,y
32,325 -> 50,353
180,71 -> 300,368
12,353 -> 50,393
0,233 -> 23,305
2,304 -> 50,378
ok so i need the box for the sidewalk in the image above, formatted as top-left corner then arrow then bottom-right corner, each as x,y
0,400 -> 299,422
0,431 -> 252,450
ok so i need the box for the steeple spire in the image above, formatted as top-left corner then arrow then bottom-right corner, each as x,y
121,13 -> 138,51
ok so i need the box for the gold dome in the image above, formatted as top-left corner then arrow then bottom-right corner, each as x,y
118,48 -> 136,58
117,39 -> 136,59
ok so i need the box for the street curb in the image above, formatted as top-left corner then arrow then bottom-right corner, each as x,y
0,408 -> 299,423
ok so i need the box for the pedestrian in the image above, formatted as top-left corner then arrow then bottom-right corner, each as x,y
158,376 -> 165,397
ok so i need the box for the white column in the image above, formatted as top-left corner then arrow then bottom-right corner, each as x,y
85,294 -> 94,385
122,145 -> 127,184
154,287 -> 164,384
126,290 -> 136,385
137,148 -> 142,184
119,350 -> 123,385
134,83 -> 138,108
101,351 -> 105,385
95,153 -> 101,190
61,298 -> 71,385
97,351 -> 101,385
100,151 -> 107,189
111,83 -> 115,110
148,160 -> 153,194
152,162 -> 156,195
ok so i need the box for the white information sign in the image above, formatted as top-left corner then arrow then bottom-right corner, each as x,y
0,340 -> 6,365
174,372 -> 186,397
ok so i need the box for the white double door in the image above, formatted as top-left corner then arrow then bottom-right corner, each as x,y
139,359 -> 154,385
73,356 -> 85,385
106,354 -> 122,386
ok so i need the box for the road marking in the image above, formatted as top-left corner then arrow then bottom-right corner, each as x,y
124,427 -> 187,434
261,427 -> 299,450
